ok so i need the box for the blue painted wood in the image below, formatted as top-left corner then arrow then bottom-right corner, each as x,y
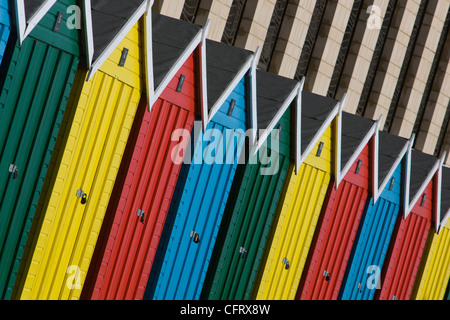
0,0 -> 11,66
146,76 -> 248,300
340,162 -> 402,300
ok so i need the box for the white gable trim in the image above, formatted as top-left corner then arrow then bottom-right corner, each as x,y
252,82 -> 301,157
86,1 -> 148,81
15,0 -> 57,45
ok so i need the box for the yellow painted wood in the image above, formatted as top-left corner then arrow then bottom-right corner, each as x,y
254,124 -> 334,300
413,219 -> 450,300
15,22 -> 143,300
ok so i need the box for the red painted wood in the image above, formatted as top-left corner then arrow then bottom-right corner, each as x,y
376,180 -> 433,300
297,145 -> 370,300
81,51 -> 199,300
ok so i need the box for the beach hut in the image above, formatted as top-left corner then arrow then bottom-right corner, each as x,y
375,149 -> 442,300
81,12 -> 208,300
144,39 -> 257,300
297,112 -> 380,300
13,0 -> 148,300
411,163 -> 450,300
0,0 -> 11,65
339,132 -> 411,300
253,91 -> 343,300
201,70 -> 301,300
0,0 -> 80,300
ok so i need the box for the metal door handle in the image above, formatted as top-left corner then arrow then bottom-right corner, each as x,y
9,164 -> 18,180
282,258 -> 290,270
190,231 -> 200,244
77,190 -> 87,205
137,209 -> 146,225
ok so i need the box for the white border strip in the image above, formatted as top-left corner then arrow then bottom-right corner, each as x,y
295,78 -> 305,174
249,46 -> 259,147
438,172 -> 450,234
435,152 -> 446,233
82,0 -> 94,70
372,126 -> 380,204
144,4 -> 154,109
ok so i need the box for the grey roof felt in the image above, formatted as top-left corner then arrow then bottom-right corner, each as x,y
152,12 -> 202,90
300,92 -> 338,155
409,150 -> 438,201
205,39 -> 253,111
340,112 -> 375,170
441,166 -> 450,216
24,0 -> 45,22
256,69 -> 298,132
377,131 -> 409,188
91,0 -> 145,63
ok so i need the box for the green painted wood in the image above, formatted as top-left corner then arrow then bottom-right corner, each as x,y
202,106 -> 292,300
0,0 -> 80,300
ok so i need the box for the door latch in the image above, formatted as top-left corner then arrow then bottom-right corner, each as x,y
176,75 -> 185,92
137,209 -> 146,225
275,124 -> 282,140
357,282 -> 362,293
323,270 -> 331,281
239,247 -> 247,260
228,99 -> 236,116
9,164 -> 18,180
355,159 -> 363,174
119,48 -> 129,67
282,258 -> 290,270
76,189 -> 87,205
53,12 -> 64,33
316,142 -> 324,157
389,177 -> 395,191
190,231 -> 200,244
421,193 -> 427,207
